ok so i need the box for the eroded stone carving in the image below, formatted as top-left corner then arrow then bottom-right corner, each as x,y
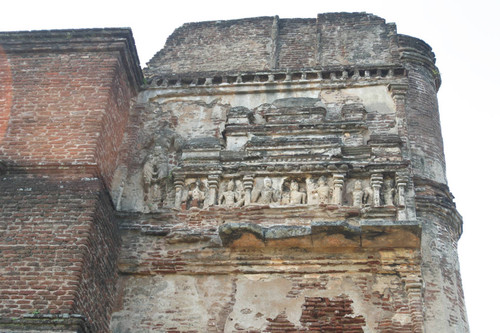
251,177 -> 280,204
206,174 -> 220,208
370,173 -> 383,207
185,180 -> 206,209
218,179 -> 244,208
242,175 -> 254,206
396,175 -> 407,207
288,180 -> 307,205
143,146 -> 168,211
383,178 -> 395,206
308,176 -> 331,205
332,173 -> 345,205
174,176 -> 185,209
352,180 -> 364,208
363,183 -> 374,207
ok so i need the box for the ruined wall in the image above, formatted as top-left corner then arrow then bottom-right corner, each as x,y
0,12 -> 468,333
0,30 -> 142,332
111,13 -> 467,333
146,13 -> 399,76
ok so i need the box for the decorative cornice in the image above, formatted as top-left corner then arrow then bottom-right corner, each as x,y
144,65 -> 407,89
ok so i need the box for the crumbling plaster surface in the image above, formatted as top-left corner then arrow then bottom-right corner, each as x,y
115,85 -> 399,213
111,273 -> 413,333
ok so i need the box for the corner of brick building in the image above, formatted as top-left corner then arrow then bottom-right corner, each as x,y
0,29 -> 143,332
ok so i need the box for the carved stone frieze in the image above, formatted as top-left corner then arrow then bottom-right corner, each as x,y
113,93 -> 414,219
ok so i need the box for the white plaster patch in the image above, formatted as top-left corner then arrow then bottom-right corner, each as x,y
320,86 -> 396,114
224,275 -> 303,331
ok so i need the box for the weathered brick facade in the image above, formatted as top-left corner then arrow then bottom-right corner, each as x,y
0,13 -> 468,332
0,30 -> 142,332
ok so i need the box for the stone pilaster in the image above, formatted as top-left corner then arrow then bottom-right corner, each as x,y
206,174 -> 221,207
370,173 -> 384,207
331,173 -> 345,205
174,175 -> 185,208
243,175 -> 254,206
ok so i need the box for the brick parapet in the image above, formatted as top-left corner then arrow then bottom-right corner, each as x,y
145,12 -> 440,85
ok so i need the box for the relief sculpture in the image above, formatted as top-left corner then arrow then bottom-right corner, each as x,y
251,177 -> 280,204
383,179 -> 395,206
184,180 -> 206,209
352,180 -> 364,208
310,176 -> 331,204
289,180 -> 307,205
218,179 -> 244,208
143,146 -> 168,211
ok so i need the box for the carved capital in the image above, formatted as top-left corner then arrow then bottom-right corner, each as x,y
388,83 -> 409,102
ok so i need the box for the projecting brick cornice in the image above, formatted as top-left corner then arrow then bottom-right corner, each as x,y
0,28 -> 143,94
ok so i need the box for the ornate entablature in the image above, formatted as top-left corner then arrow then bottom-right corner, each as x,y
169,96 -> 414,222
112,77 -> 416,226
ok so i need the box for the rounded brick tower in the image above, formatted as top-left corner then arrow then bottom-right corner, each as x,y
398,35 -> 468,331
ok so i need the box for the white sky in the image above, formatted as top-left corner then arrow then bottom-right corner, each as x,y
2,0 -> 498,331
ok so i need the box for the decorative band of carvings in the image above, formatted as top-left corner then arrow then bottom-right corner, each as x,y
145,66 -> 407,89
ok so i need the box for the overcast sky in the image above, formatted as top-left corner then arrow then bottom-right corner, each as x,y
2,0 -> 498,331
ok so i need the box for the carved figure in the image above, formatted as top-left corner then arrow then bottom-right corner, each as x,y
143,146 -> 168,210
315,176 -> 331,204
289,180 -> 306,205
363,183 -> 374,207
384,179 -> 395,206
352,180 -> 364,208
280,184 -> 290,205
218,179 -> 244,208
251,177 -> 280,204
187,180 -> 205,209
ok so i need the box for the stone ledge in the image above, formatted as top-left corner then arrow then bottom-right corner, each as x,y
219,220 -> 420,249
0,314 -> 89,333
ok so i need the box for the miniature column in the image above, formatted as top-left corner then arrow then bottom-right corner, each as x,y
396,174 -> 407,207
370,173 -> 384,207
173,175 -> 185,208
388,84 -> 410,160
331,173 -> 345,205
403,275 -> 424,333
243,175 -> 254,206
206,174 -> 220,207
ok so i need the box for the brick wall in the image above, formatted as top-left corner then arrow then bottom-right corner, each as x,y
276,18 -> 317,69
317,13 -> 397,67
147,17 -> 276,75
0,29 -> 142,332
0,176 -> 118,332
145,13 -> 400,76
